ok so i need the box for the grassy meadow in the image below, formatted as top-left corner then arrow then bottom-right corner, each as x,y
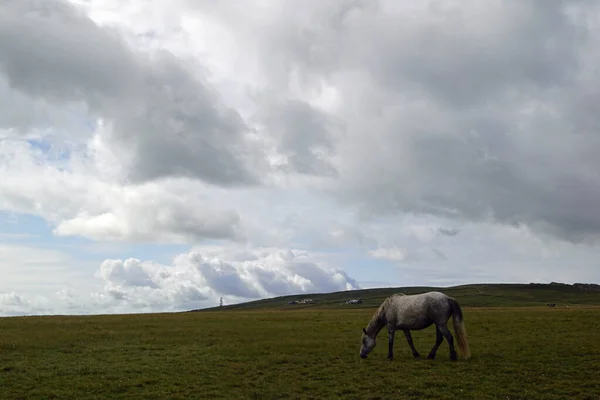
1,304 -> 600,399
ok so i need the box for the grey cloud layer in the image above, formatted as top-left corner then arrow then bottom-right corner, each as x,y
0,0 -> 260,186
257,98 -> 340,176
3,0 -> 600,246
216,0 -> 600,243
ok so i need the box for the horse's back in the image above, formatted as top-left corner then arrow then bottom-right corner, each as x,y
424,291 -> 451,302
388,291 -> 448,304
393,291 -> 449,303
420,291 -> 453,313
386,291 -> 452,329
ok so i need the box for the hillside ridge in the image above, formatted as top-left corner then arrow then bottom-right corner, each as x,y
192,282 -> 600,312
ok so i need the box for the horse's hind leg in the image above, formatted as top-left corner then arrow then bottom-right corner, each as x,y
403,330 -> 420,359
438,324 -> 457,361
426,326 -> 444,360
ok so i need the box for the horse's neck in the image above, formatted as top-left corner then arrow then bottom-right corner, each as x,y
366,310 -> 386,337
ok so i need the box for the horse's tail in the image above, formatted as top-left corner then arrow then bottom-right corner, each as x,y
449,298 -> 471,359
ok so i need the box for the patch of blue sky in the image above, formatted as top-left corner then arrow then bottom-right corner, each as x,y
26,137 -> 53,153
285,235 -> 394,284
0,212 -> 49,242
334,250 -> 397,285
57,233 -> 191,265
25,114 -> 96,166
26,137 -> 73,168
0,211 -> 190,265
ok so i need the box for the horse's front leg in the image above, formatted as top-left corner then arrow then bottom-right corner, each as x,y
403,330 -> 420,359
387,327 -> 395,360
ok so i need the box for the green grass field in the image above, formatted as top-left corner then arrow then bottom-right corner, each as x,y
1,304 -> 600,399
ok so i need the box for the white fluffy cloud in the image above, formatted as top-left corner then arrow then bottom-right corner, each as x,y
2,0 -> 600,315
98,247 -> 359,308
370,247 -> 408,262
0,140 -> 243,244
0,246 -> 360,316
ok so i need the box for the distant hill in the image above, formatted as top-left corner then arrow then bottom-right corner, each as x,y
192,282 -> 600,312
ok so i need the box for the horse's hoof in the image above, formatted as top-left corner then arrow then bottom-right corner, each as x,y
387,356 -> 394,361
427,354 -> 436,360
413,353 -> 421,359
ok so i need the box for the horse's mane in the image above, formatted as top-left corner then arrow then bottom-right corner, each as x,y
365,293 -> 407,335
368,300 -> 387,327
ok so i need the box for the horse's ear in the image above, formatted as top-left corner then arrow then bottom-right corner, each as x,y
362,328 -> 367,335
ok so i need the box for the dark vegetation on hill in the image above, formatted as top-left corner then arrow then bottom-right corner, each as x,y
193,282 -> 600,312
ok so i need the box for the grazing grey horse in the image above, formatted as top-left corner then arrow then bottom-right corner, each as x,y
359,291 -> 470,361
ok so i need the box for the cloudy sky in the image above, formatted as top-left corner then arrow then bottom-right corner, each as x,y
1,0 -> 600,316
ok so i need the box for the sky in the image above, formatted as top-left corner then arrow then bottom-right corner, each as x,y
1,0 -> 600,316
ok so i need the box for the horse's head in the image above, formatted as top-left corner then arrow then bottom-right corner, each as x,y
360,327 -> 376,359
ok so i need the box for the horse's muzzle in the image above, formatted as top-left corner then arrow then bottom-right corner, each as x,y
360,353 -> 367,359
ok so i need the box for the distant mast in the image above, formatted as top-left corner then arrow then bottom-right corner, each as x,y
219,297 -> 223,307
